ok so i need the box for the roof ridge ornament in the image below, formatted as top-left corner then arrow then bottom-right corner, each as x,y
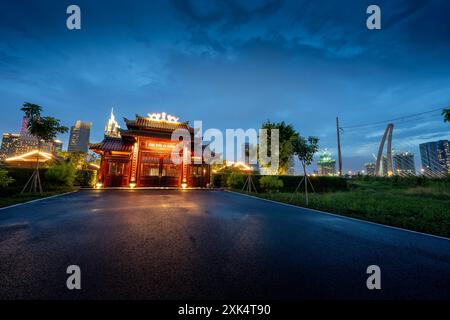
147,112 -> 179,123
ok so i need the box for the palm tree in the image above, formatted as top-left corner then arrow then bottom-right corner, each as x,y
20,103 -> 68,194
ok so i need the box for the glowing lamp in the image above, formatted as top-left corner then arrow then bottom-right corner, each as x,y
129,183 -> 136,189
95,183 -> 103,189
181,182 -> 188,189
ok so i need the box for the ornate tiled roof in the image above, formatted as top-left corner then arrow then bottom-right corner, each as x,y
89,136 -> 133,152
124,115 -> 192,132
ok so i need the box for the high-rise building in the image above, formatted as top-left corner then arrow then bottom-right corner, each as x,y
68,121 -> 92,153
437,140 -> 450,173
105,108 -> 121,138
365,162 -> 376,176
53,140 -> 63,153
0,134 -> 61,161
317,150 -> 336,176
393,152 -> 416,176
419,140 -> 450,177
0,133 -> 20,160
20,116 -> 30,136
1,115 -> 64,161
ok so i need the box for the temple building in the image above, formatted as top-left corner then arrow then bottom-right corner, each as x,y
90,113 -> 211,188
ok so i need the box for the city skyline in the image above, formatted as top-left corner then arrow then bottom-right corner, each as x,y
1,0 -> 449,172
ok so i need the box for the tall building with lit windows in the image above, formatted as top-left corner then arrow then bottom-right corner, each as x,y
393,152 -> 416,176
68,120 -> 92,153
1,114 -> 64,161
317,150 -> 336,176
365,162 -> 376,176
419,140 -> 450,177
0,133 -> 20,160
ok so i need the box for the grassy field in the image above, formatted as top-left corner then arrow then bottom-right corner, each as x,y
246,179 -> 450,238
0,188 -> 76,208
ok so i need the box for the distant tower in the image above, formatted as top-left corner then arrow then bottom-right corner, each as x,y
68,121 -> 92,153
375,123 -> 394,177
105,108 -> 121,138
20,117 -> 30,136
317,149 -> 336,176
393,151 -> 416,176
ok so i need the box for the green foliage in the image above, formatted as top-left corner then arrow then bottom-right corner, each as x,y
75,170 -> 97,187
226,172 -> 245,189
443,108 -> 450,122
291,135 -> 319,168
45,162 -> 76,186
0,169 -> 14,188
68,151 -> 88,169
20,102 -> 68,143
260,120 -> 298,175
259,176 -> 283,193
256,179 -> 450,237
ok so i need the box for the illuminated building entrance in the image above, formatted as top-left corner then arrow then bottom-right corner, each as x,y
90,113 -> 210,188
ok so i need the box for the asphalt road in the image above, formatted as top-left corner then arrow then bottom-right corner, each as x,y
0,190 -> 449,300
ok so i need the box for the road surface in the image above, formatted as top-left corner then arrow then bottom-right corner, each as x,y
0,190 -> 449,299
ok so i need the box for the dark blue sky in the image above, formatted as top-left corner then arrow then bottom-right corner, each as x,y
1,0 -> 449,172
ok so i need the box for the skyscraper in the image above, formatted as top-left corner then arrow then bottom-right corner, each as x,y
20,116 -> 30,136
365,162 -> 376,176
53,140 -> 63,153
393,151 -> 416,176
317,150 -> 336,176
68,121 -> 92,153
1,115 -> 64,161
0,133 -> 20,160
105,108 -> 121,138
419,140 -> 450,177
437,140 -> 450,173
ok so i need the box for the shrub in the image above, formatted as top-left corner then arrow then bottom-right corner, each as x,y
0,169 -> 14,188
212,173 -> 348,192
259,176 -> 283,193
45,162 -> 76,186
212,174 -> 228,188
75,169 -> 97,187
227,172 -> 245,189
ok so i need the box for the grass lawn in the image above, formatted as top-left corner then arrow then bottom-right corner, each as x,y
243,180 -> 450,238
0,188 -> 76,208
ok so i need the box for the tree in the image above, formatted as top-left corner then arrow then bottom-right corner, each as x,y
0,169 -> 14,188
227,172 -> 245,189
291,135 -> 319,206
20,102 -> 68,194
260,121 -> 298,175
443,108 -> 450,122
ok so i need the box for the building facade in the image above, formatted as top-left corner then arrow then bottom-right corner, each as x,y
393,151 -> 416,176
419,140 -> 450,177
90,113 -> 211,188
0,133 -> 61,161
68,121 -> 92,153
365,162 -> 376,176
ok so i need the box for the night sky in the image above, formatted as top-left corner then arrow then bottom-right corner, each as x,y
1,0 -> 449,172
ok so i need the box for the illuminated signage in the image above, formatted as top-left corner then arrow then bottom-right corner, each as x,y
147,112 -> 179,123
145,142 -> 176,150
